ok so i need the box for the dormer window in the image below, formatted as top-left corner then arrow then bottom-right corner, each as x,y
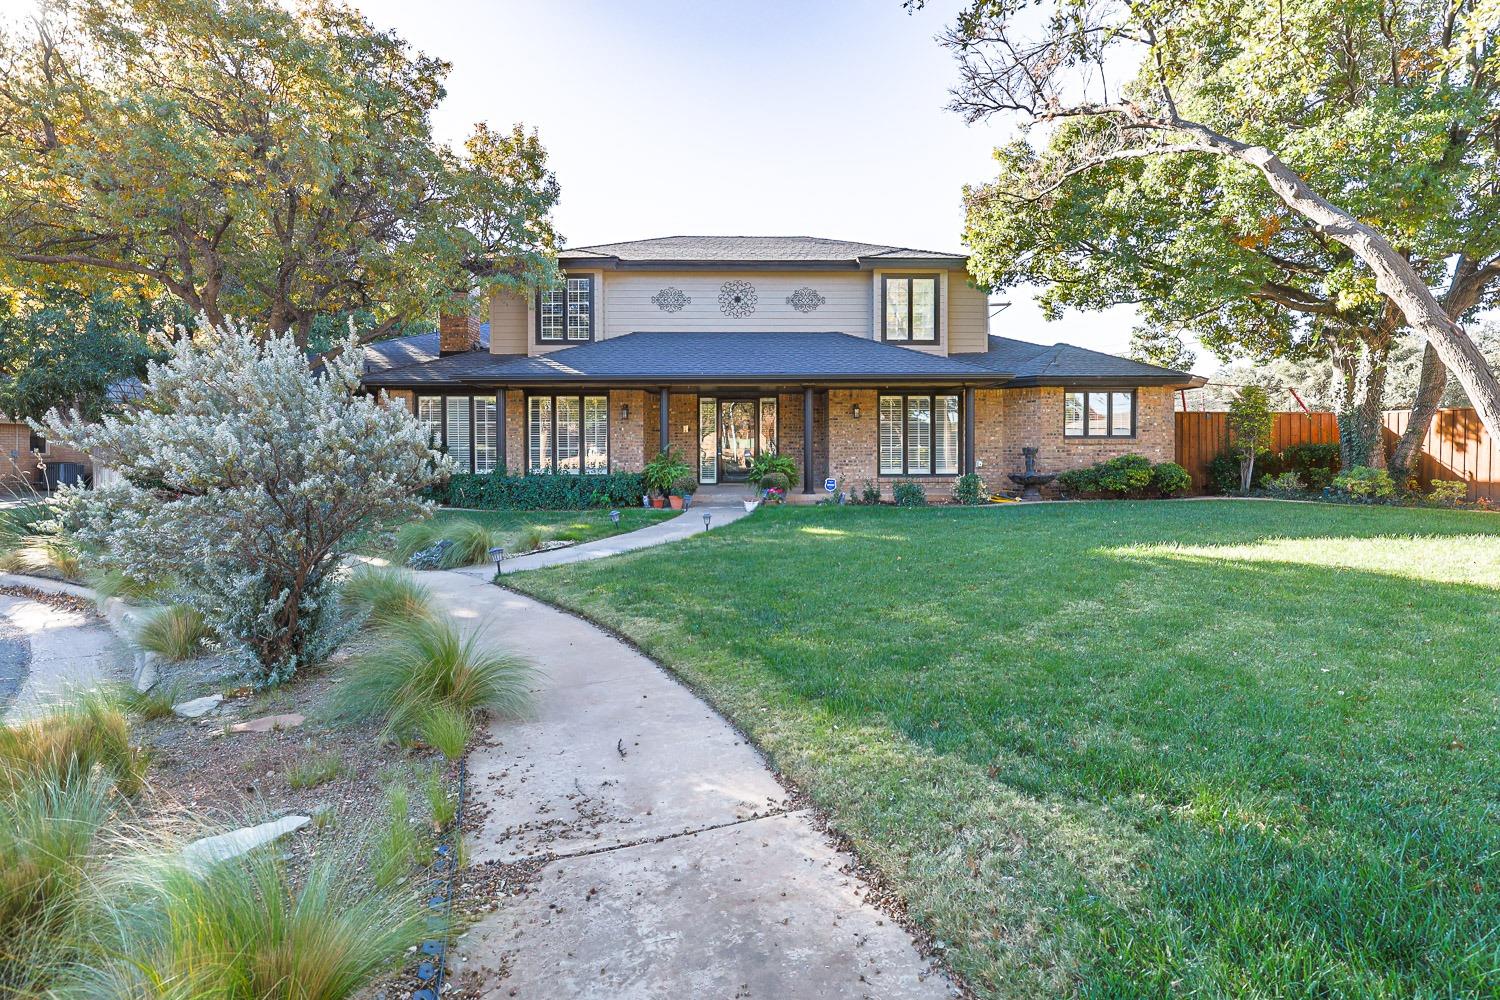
881,275 -> 939,343
538,275 -> 594,343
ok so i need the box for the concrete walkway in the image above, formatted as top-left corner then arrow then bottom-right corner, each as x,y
0,591 -> 132,721
423,569 -> 953,999
455,501 -> 750,578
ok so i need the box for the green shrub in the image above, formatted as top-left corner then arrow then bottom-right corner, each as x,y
1264,470 -> 1307,497
748,450 -> 800,489
1207,448 -> 1276,494
434,470 -> 645,510
340,565 -> 434,630
1058,455 -> 1155,497
333,615 -> 534,738
1149,462 -> 1192,496
759,471 -> 790,494
892,481 -> 927,507
131,604 -> 212,662
1281,442 -> 1341,489
670,474 -> 697,497
859,480 -> 881,505
1333,465 -> 1396,501
952,473 -> 985,505
66,833 -> 432,999
1426,479 -> 1468,507
0,695 -> 148,796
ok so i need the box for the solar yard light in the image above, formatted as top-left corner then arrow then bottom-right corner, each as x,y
488,546 -> 505,572
609,509 -> 621,526
702,511 -> 712,531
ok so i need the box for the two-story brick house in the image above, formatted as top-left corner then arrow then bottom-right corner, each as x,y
361,236 -> 1203,497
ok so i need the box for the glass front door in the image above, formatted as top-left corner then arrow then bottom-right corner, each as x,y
718,399 -> 757,481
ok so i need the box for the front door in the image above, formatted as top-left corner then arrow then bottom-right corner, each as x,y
718,399 -> 757,481
697,396 -> 779,484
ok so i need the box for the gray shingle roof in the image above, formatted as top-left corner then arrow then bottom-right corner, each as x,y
956,336 -> 1199,386
363,326 -> 490,373
560,236 -> 965,266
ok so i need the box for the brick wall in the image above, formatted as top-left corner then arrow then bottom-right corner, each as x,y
2,420 -> 92,492
609,390 -> 648,471
999,387 -> 1175,491
438,310 -> 480,354
504,390 -> 524,473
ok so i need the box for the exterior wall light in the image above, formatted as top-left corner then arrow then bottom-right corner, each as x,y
621,403 -> 630,420
852,403 -> 862,419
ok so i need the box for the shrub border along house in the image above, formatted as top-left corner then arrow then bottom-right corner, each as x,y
1055,454 -> 1191,499
434,470 -> 644,510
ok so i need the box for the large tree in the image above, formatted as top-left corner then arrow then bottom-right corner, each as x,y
0,0 -> 561,348
929,0 -> 1500,453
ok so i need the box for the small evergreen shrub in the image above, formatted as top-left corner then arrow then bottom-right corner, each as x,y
1149,462 -> 1192,496
435,471 -> 645,510
1333,465 -> 1396,501
952,473 -> 985,505
1281,442 -> 1341,489
1058,455 -> 1166,497
748,451 -> 801,489
1426,479 -> 1468,507
892,480 -> 927,507
859,480 -> 881,505
1264,470 -> 1307,498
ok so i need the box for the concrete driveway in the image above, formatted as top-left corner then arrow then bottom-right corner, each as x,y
422,569 -> 954,999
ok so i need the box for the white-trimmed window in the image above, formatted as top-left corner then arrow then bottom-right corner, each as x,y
528,394 -> 608,474
878,393 -> 960,475
881,275 -> 939,343
416,396 -> 443,448
444,396 -> 471,472
474,397 -> 497,472
1064,390 -> 1135,438
538,275 -> 594,342
418,394 -> 501,473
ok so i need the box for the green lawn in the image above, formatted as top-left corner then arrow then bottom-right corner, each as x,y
505,501 -> 1500,999
428,507 -> 673,546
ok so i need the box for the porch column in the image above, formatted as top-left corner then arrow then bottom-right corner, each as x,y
658,388 -> 670,456
964,387 -> 976,475
802,387 -> 814,494
496,390 -> 506,472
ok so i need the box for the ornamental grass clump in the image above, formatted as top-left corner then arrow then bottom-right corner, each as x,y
333,615 -> 534,741
58,836 -> 433,1000
131,603 -> 213,662
340,565 -> 435,630
395,517 -> 497,568
0,694 -> 148,796
40,321 -> 450,685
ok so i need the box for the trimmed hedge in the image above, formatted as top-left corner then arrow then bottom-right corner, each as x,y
1057,455 -> 1190,498
429,471 -> 646,510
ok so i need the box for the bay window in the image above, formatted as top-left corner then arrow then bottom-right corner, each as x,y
538,275 -> 594,343
877,393 -> 961,475
1064,389 -> 1135,438
529,394 -> 609,474
881,275 -> 939,343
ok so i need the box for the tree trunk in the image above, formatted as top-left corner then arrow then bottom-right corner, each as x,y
1389,342 -> 1447,486
1328,321 -> 1393,470
1220,144 -> 1500,443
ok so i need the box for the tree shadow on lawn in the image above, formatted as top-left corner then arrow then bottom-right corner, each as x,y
520,502 -> 1500,997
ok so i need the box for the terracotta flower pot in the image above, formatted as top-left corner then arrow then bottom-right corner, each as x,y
668,495 -> 684,510
651,497 -> 665,508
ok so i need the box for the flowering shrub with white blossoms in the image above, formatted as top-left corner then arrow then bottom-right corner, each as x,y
39,319 -> 451,684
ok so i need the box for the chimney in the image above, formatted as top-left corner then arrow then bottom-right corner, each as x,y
438,299 -> 480,354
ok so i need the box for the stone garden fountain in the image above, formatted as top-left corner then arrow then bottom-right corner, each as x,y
1007,446 -> 1057,501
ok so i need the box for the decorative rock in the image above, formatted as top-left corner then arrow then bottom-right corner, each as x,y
407,538 -> 453,570
182,815 -> 310,869
227,713 -> 305,734
172,693 -> 224,718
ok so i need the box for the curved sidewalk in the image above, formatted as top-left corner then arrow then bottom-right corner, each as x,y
453,501 -> 750,578
422,568 -> 953,999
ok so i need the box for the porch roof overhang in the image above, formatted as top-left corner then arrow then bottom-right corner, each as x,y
362,331 -> 1013,390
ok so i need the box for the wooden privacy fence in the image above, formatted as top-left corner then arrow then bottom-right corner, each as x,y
1174,407 -> 1499,501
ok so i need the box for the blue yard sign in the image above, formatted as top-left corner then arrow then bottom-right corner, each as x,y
823,477 -> 837,493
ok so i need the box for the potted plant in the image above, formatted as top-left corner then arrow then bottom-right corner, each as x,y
759,470 -> 790,505
747,451 -> 800,492
670,474 -> 696,510
644,447 -> 692,510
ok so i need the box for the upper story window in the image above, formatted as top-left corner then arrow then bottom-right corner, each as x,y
1064,390 -> 1135,438
538,275 -> 594,343
881,275 -> 939,343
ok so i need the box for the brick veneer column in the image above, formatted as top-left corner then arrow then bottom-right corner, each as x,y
609,390 -> 647,472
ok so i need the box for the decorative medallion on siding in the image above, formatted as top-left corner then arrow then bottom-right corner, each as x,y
651,286 -> 692,313
785,286 -> 826,313
717,279 -> 757,318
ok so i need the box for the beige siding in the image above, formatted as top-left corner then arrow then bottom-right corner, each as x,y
487,289 -> 529,355
598,270 -> 871,339
946,270 -> 990,354
868,268 -> 951,357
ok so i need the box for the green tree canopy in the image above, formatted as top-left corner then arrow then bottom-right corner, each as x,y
0,0 -> 561,347
0,286 -> 175,421
930,0 -> 1500,454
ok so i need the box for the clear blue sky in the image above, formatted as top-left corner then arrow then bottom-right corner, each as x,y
347,0 -> 1146,358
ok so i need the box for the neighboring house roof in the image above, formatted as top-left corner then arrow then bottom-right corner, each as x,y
559,236 -> 966,270
363,332 -> 1006,387
363,326 -> 490,372
957,336 -> 1203,387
